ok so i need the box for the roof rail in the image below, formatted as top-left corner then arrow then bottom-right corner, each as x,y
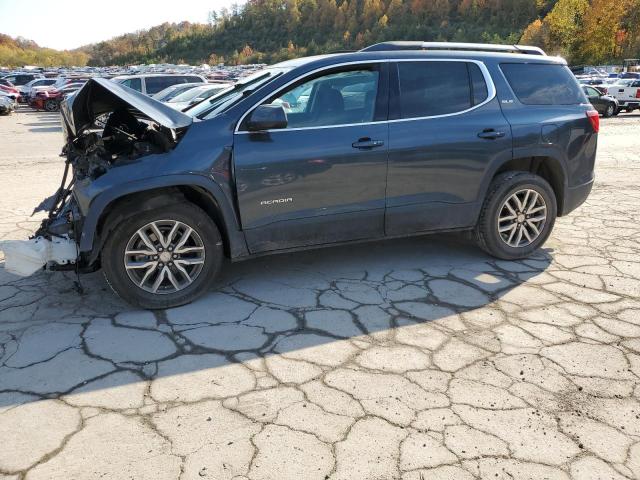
361,41 -> 546,56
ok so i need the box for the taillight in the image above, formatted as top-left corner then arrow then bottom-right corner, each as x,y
586,110 -> 599,133
636,89 -> 640,99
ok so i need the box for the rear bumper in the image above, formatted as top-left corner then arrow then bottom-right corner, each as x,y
618,101 -> 640,109
561,178 -> 594,216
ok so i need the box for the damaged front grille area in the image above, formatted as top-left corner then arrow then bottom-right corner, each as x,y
1,78 -> 194,279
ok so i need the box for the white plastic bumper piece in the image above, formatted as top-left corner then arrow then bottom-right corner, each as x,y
0,236 -> 78,277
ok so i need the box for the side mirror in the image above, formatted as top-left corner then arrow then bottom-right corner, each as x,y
246,104 -> 288,131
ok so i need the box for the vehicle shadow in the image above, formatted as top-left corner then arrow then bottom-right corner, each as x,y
0,233 -> 552,408
28,126 -> 62,133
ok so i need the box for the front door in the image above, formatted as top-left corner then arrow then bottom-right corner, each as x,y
583,86 -> 605,111
233,63 -> 389,253
385,60 -> 513,235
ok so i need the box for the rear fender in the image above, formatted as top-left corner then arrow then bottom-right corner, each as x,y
476,147 -> 568,217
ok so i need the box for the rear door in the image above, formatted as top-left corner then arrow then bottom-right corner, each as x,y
233,63 -> 390,253
385,60 -> 512,235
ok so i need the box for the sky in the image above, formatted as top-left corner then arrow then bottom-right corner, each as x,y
0,0 -> 239,50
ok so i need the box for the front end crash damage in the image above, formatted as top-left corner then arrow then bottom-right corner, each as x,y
0,78 -> 193,277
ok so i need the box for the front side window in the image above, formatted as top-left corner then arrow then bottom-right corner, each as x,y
264,69 -> 379,129
584,87 -> 600,97
397,61 -> 487,119
501,63 -> 586,105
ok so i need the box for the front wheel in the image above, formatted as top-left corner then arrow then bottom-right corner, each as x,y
475,172 -> 557,260
44,99 -> 58,112
101,203 -> 223,309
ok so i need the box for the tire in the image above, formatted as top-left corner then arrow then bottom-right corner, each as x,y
603,103 -> 615,118
44,99 -> 58,112
101,202 -> 223,309
475,171 -> 557,260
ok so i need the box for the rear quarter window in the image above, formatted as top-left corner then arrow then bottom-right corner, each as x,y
501,63 -> 586,105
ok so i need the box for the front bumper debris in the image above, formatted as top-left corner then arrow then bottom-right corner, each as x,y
0,236 -> 78,277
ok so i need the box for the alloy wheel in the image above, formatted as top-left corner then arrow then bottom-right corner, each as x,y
124,220 -> 206,294
497,188 -> 547,248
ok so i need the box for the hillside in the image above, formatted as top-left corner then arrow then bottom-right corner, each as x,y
82,0 -> 555,66
81,0 -> 640,66
0,34 -> 88,68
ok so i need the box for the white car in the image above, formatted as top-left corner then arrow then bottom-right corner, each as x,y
603,79 -> 640,112
0,94 -> 16,114
152,83 -> 204,102
162,84 -> 227,110
20,78 -> 57,102
0,89 -> 18,105
112,74 -> 206,96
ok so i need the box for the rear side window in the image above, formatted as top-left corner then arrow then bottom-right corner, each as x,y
501,63 -> 586,105
397,61 -> 489,119
144,76 -> 200,95
121,78 -> 142,92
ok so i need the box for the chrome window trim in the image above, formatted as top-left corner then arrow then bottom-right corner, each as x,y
234,58 -> 496,134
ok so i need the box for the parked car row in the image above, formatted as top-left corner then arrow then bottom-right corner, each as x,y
0,71 -> 236,114
579,77 -> 640,115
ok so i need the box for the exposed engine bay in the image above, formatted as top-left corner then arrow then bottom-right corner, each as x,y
66,109 -> 176,181
0,78 -> 193,277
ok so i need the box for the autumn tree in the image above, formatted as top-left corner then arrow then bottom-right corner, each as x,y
576,0 -> 629,63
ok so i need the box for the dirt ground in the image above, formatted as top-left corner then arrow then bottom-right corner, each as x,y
0,107 -> 639,480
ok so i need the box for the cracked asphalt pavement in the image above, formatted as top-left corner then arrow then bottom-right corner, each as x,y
1,108 -> 639,480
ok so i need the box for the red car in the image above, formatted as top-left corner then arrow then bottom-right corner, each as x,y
29,83 -> 84,111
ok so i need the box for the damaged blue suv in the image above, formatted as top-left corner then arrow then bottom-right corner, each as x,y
5,42 -> 598,308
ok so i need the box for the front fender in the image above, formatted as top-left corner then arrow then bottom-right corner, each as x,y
77,173 -> 248,261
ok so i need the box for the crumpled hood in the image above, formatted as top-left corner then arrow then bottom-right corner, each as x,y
61,78 -> 193,138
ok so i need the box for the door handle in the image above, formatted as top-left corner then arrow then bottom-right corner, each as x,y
477,129 -> 505,140
352,138 -> 385,149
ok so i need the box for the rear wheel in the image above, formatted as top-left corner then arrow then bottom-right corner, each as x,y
475,172 -> 557,260
603,103 -> 615,118
101,203 -> 223,309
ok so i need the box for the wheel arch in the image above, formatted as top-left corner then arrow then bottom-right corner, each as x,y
80,176 -> 248,267
489,154 -> 567,215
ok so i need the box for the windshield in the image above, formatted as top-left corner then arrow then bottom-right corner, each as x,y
169,84 -> 225,103
186,67 -> 291,119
